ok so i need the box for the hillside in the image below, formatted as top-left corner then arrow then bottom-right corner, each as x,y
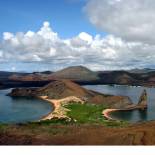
98,71 -> 137,84
1,121 -> 155,145
2,66 -> 155,87
9,80 -> 132,109
49,66 -> 99,81
0,71 -> 29,80
36,79 -> 95,99
128,68 -> 155,74
8,66 -> 99,83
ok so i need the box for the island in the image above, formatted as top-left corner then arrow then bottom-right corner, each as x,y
0,79 -> 152,145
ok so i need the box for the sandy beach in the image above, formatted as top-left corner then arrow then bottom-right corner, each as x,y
102,109 -> 119,120
40,96 -> 143,121
40,95 -> 121,121
39,96 -> 84,121
102,104 -> 146,120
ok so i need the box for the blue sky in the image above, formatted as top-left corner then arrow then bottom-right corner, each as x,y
0,0 -> 106,39
0,0 -> 155,72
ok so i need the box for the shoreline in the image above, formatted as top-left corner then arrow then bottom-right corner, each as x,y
1,82 -> 155,90
39,96 -> 126,122
39,96 -> 84,121
40,96 -> 121,122
102,109 -> 120,120
38,96 -> 63,121
103,105 -> 147,121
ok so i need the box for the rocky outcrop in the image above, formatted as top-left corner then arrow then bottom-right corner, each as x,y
91,95 -> 132,109
137,89 -> 147,110
8,80 -> 133,108
8,88 -> 36,97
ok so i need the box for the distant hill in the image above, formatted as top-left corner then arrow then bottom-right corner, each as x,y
2,66 -> 155,87
8,66 -> 99,82
9,74 -> 52,81
98,71 -> 137,85
50,66 -> 99,81
128,68 -> 155,74
0,71 -> 29,81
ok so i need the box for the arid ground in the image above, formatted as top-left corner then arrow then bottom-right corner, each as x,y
0,121 -> 155,145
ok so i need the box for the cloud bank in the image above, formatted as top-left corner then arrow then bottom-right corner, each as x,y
1,0 -> 155,71
85,0 -> 155,44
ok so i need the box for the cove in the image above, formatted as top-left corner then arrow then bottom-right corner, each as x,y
84,85 -> 155,123
0,89 -> 53,123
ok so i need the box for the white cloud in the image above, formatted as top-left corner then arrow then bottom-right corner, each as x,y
0,50 -> 3,57
25,31 -> 35,37
3,32 -> 14,40
78,32 -> 93,44
85,0 -> 155,44
1,20 -> 155,71
37,21 -> 58,41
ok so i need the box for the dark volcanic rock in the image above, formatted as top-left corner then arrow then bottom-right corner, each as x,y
8,88 -> 36,97
36,79 -> 95,99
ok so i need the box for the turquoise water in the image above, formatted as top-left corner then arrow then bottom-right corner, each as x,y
0,89 -> 53,123
84,85 -> 155,122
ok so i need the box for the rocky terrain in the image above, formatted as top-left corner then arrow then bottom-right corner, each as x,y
1,121 -> 155,145
8,80 -> 133,109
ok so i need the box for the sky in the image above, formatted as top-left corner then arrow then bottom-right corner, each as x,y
1,0 -> 155,72
0,0 -> 105,39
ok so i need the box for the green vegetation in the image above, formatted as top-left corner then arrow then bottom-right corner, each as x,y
0,103 -> 128,128
35,103 -> 128,127
64,103 -> 128,127
65,103 -> 106,124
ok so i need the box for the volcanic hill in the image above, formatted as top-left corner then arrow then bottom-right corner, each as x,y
9,80 -> 132,109
4,66 -> 155,87
50,66 -> 99,81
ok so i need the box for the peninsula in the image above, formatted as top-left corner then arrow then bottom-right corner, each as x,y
8,79 -> 147,122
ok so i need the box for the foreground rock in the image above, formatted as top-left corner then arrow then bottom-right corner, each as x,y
8,80 -> 132,109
